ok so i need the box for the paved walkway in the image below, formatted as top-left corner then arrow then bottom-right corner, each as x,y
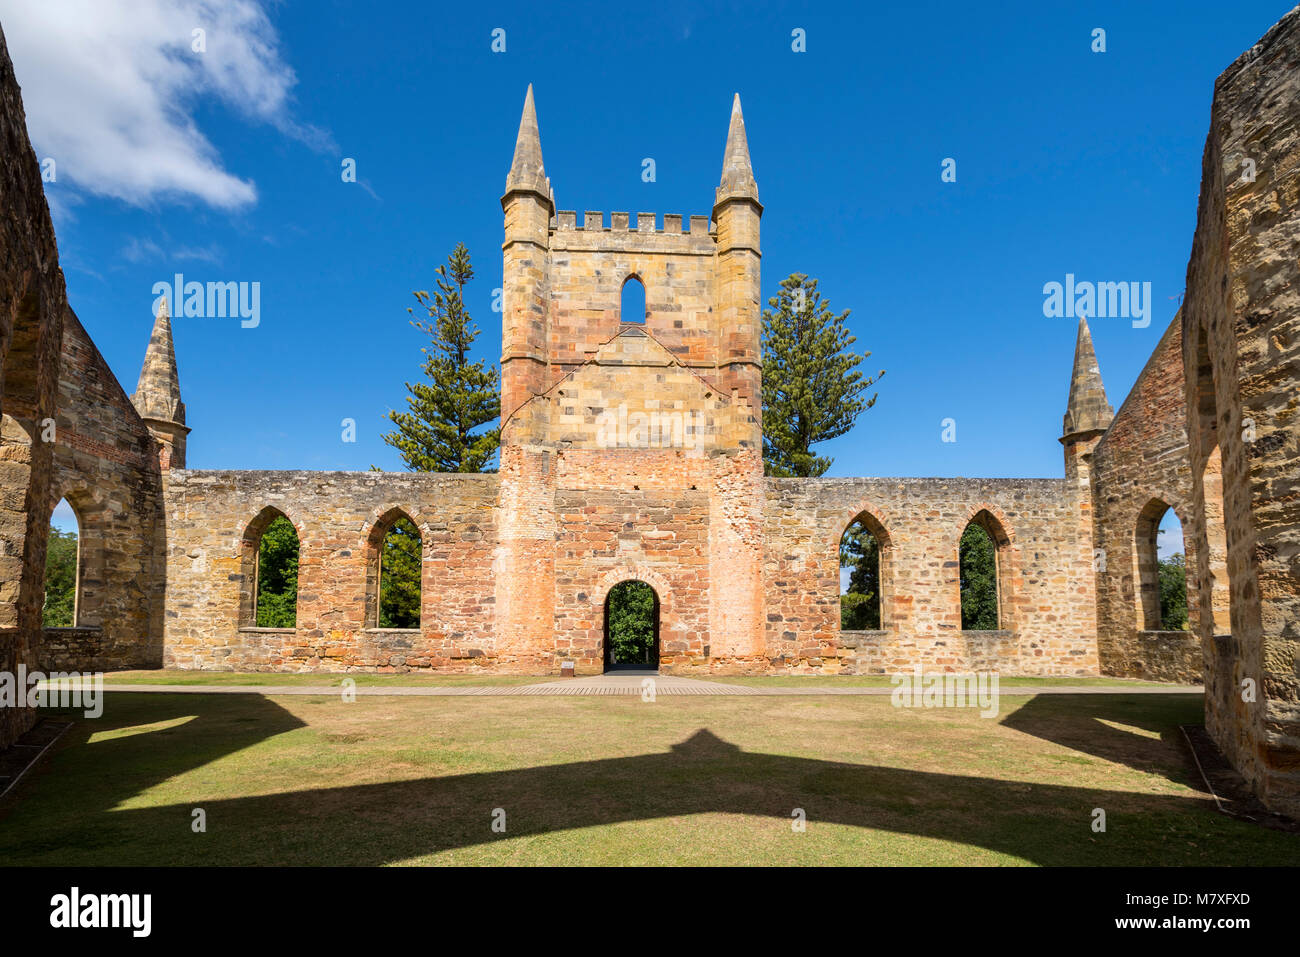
35,675 -> 1205,697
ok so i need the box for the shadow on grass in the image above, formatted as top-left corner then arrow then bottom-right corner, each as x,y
1,691 -> 1293,865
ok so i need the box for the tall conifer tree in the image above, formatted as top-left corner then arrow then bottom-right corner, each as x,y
382,243 -> 500,472
760,273 -> 883,477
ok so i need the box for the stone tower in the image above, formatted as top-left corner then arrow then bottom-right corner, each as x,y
498,85 -> 762,449
132,297 -> 189,469
493,86 -> 766,674
1059,315 -> 1113,487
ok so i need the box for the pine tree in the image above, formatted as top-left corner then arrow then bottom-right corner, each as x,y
839,524 -> 881,629
761,273 -> 883,477
382,243 -> 500,472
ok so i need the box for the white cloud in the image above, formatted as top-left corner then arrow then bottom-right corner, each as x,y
0,0 -> 328,209
121,236 -> 222,264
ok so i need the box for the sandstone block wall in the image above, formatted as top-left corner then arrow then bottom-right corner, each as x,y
162,470 -> 500,671
0,23 -> 68,748
764,477 -> 1100,675
42,308 -> 163,672
1182,6 -> 1300,817
1089,315 -> 1201,682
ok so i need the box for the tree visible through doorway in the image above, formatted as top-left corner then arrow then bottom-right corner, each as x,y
605,581 -> 657,667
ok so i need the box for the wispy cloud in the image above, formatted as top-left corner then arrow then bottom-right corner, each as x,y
0,0 -> 331,209
121,236 -> 223,264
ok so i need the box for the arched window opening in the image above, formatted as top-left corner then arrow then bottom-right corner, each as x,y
604,580 -> 658,671
960,511 -> 1008,631
256,516 -> 299,627
620,275 -> 646,325
1200,443 -> 1232,635
839,512 -> 890,630
367,511 -> 421,629
1136,500 -> 1188,631
42,497 -> 80,627
239,508 -> 299,629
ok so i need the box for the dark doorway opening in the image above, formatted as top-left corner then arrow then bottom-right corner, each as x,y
603,580 -> 659,673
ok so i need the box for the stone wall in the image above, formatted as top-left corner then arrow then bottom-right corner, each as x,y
0,23 -> 67,749
42,307 -> 164,672
162,469 -> 500,672
1089,315 -> 1200,682
1182,5 -> 1300,817
159,464 -> 1100,677
763,477 -> 1100,675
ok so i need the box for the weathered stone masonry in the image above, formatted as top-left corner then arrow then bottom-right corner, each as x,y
2,10 -> 1298,815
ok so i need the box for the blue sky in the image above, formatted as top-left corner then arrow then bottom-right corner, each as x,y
5,0 -> 1291,504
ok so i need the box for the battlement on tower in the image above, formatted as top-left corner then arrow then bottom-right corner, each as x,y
500,86 -> 763,450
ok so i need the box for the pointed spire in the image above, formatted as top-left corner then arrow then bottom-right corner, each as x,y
1062,316 -> 1113,437
133,296 -> 185,426
716,93 -> 758,204
504,83 -> 550,200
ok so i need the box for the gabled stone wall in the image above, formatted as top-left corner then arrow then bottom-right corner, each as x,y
42,308 -> 164,671
1089,316 -> 1199,682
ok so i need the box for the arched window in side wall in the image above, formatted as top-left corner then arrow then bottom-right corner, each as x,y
839,511 -> 891,630
620,275 -> 646,324
43,497 -> 80,627
1135,500 -> 1189,631
960,510 -> 1010,631
367,510 -> 422,629
1192,326 -> 1233,637
239,508 -> 299,628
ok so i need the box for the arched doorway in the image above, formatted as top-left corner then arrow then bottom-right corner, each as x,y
603,580 -> 659,673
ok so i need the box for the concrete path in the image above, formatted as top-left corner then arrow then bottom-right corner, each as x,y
35,675 -> 1205,697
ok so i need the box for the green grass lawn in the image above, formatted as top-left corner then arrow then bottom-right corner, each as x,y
97,669 -> 548,687
1,690 -> 1295,866
708,675 -> 1174,688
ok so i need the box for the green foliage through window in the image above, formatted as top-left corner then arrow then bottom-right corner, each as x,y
42,525 -> 78,627
840,522 -> 881,630
959,523 -> 999,631
1158,552 -> 1188,630
379,517 -> 422,629
606,581 -> 657,665
256,516 -> 299,628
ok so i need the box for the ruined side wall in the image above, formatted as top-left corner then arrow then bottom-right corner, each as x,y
43,308 -> 163,671
163,470 -> 500,672
764,478 -> 1099,676
1090,316 -> 1199,682
1184,7 -> 1300,817
0,23 -> 67,748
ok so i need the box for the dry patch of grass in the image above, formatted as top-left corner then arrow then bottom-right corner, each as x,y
0,691 -> 1293,866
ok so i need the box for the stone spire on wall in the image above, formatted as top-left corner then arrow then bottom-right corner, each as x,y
716,93 -> 759,204
133,296 -> 189,468
504,83 -> 552,205
1061,315 -> 1113,438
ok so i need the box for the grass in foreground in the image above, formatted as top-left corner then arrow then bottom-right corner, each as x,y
98,669 -> 548,687
707,675 -> 1174,688
0,691 -> 1294,866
